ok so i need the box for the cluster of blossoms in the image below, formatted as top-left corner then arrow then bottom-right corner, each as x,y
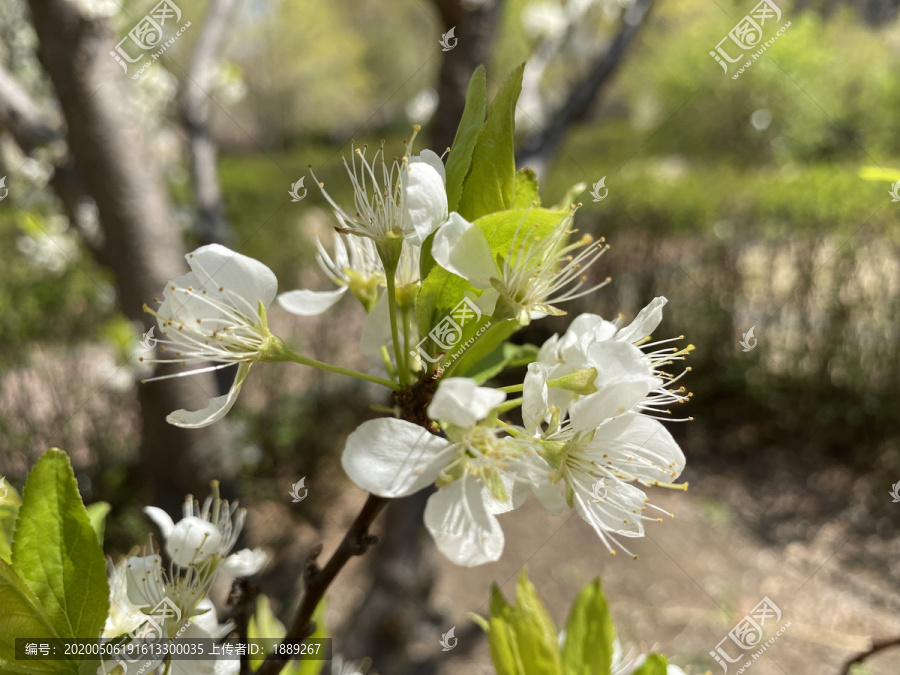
344,296 -> 691,565
100,485 -> 265,675
137,129 -> 692,569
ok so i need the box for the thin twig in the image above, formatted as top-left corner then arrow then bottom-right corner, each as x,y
228,578 -> 258,675
840,634 -> 900,674
254,495 -> 388,675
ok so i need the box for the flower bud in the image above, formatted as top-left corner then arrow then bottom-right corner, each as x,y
165,516 -> 223,567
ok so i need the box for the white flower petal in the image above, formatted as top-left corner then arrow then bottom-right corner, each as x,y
480,471 -> 527,515
166,380 -> 243,429
424,477 -> 505,566
359,292 -> 392,356
342,418 -> 454,497
431,212 -> 496,288
558,313 -> 617,365
166,516 -> 223,567
586,414 -> 686,485
187,244 -> 278,310
125,555 -> 166,607
428,377 -> 505,427
568,375 -> 660,431
143,506 -> 175,540
411,148 -> 446,184
588,341 -> 654,383
277,287 -> 347,316
573,478 -> 646,539
405,158 -> 448,245
221,547 -> 267,577
522,362 -> 549,434
615,296 -> 667,344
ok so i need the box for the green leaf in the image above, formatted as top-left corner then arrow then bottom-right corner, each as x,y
418,229 -> 438,281
630,653 -> 668,675
248,596 -> 328,675
11,449 -> 109,643
561,578 -> 616,675
84,503 -> 110,546
507,570 -> 562,674
0,559 -> 70,674
457,64 -> 525,221
0,478 -> 21,564
477,207 -> 568,254
248,595 -> 286,671
445,66 -> 487,213
455,336 -> 537,384
488,585 -> 525,675
414,264 -> 477,360
293,598 -> 328,675
510,168 -> 540,209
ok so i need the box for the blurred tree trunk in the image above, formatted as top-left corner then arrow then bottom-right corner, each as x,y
516,0 -> 654,178
430,0 -> 502,153
180,0 -> 238,250
21,0 -> 228,512
180,0 -> 240,395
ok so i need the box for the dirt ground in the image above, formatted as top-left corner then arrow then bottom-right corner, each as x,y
247,461 -> 900,675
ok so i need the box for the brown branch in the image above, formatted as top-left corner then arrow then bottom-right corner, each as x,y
516,0 -> 655,178
255,494 -> 388,675
228,578 -> 259,675
840,634 -> 900,674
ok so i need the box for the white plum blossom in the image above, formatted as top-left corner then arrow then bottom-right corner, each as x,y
342,378 -> 553,566
279,237 -> 422,358
278,233 -> 384,316
143,490 -> 265,574
520,297 -> 692,557
310,132 -> 448,247
141,244 -> 286,428
103,487 -> 264,675
432,210 -> 609,324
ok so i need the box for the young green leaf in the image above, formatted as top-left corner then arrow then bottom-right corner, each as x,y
248,595 -> 328,675
248,595 -> 286,671
561,578 -> 616,675
453,340 -> 538,384
630,653 -> 668,675
457,64 -> 525,221
0,480 -> 21,564
511,168 -> 541,209
0,559 -> 70,674
507,570 -> 562,673
445,65 -> 487,213
488,584 -> 526,675
11,449 -> 109,644
416,206 -> 567,348
85,503 -> 110,545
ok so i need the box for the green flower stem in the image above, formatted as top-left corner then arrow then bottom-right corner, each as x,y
401,305 -> 412,376
283,348 -> 401,391
494,397 -> 523,414
384,272 -> 409,388
498,383 -> 525,393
